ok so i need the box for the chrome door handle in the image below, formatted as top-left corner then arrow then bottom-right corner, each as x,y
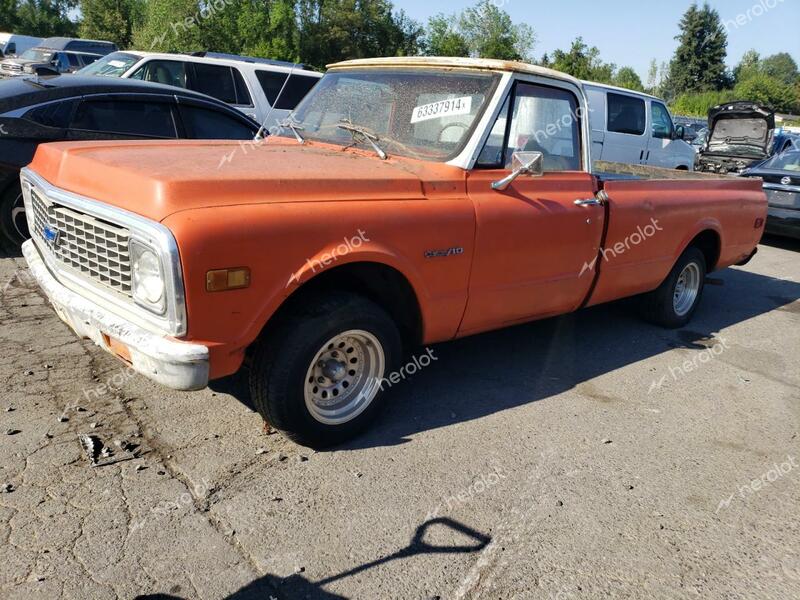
574,198 -> 602,207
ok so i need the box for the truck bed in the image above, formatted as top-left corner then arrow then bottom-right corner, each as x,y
594,160 -> 738,182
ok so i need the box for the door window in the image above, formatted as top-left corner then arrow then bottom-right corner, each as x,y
607,93 -> 645,135
231,68 -> 253,106
651,102 -> 674,139
24,99 -> 79,128
477,82 -> 582,171
71,98 -> 178,138
189,63 -> 238,104
130,60 -> 188,89
255,71 -> 319,109
55,53 -> 70,72
179,105 -> 257,140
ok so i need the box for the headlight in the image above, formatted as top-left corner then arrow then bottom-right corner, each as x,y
130,241 -> 166,314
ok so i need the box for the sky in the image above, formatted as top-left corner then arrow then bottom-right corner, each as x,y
398,0 -> 800,82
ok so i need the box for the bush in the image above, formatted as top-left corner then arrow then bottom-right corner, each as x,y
670,90 -> 737,118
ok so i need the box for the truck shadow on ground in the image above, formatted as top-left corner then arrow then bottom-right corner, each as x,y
212,263 -> 800,450
134,517 -> 490,600
760,234 -> 800,253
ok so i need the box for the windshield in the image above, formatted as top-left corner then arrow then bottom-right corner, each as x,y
19,48 -> 54,62
282,69 -> 500,161
77,52 -> 139,77
760,151 -> 800,172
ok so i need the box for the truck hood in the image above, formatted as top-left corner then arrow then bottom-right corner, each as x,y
705,102 -> 775,158
28,138 -> 457,222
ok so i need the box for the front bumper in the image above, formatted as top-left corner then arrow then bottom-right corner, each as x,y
22,239 -> 209,390
766,206 -> 800,240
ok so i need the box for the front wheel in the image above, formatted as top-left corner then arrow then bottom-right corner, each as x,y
0,182 -> 28,252
249,292 -> 402,448
640,247 -> 706,328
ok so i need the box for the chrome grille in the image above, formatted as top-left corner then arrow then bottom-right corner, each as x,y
30,189 -> 133,296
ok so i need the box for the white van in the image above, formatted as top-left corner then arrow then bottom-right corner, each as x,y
583,81 -> 695,170
78,51 -> 323,126
0,33 -> 43,58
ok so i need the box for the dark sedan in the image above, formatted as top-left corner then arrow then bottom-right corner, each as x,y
741,150 -> 800,239
0,75 -> 260,250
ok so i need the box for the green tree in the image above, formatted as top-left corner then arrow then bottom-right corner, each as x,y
733,49 -> 761,83
80,0 -> 144,48
0,0 -> 20,33
132,0 -> 203,52
458,0 -> 535,61
613,66 -> 644,92
297,0 -> 421,71
421,0 -> 534,61
734,72 -> 798,113
667,2 -> 729,94
760,52 -> 799,86
423,13 -> 469,57
549,37 -> 615,83
15,0 -> 78,37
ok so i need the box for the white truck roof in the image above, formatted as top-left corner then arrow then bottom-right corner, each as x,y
328,56 -> 584,88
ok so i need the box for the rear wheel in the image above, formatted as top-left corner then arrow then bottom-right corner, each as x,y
249,292 -> 401,448
0,182 -> 28,252
640,247 -> 706,328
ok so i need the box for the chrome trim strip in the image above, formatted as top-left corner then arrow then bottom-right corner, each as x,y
20,167 -> 188,337
764,182 -> 800,193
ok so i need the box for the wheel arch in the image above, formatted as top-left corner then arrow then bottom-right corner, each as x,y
676,224 -> 722,274
252,259 -> 426,357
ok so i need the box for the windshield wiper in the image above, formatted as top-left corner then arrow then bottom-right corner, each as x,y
337,120 -> 388,160
279,118 -> 305,144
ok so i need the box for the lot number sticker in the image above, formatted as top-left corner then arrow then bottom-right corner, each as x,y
411,96 -> 473,124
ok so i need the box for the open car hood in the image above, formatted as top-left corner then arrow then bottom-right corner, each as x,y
705,102 -> 775,158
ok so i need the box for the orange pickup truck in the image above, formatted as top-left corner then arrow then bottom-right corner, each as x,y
21,57 -> 766,447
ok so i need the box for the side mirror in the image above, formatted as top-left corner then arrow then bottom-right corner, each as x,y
492,151 -> 544,191
674,125 -> 685,140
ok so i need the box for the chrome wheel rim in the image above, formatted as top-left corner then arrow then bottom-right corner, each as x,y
11,191 -> 29,240
673,262 -> 701,317
304,330 -> 385,425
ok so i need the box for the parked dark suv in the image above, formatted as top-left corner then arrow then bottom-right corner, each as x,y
0,37 -> 117,78
0,75 -> 260,250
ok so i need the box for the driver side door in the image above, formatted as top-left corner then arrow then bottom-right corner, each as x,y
460,80 -> 606,336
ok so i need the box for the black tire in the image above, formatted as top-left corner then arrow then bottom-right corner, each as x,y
640,247 -> 706,328
0,182 -> 28,253
249,292 -> 402,448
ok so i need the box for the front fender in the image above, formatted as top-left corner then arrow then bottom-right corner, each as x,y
163,198 -> 475,379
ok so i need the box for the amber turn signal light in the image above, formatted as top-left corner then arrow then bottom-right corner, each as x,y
206,268 -> 251,292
